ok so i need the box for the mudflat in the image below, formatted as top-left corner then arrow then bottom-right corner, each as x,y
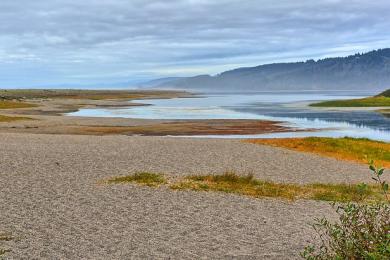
0,89 -> 294,136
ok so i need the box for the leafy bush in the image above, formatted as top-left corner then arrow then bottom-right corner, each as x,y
301,163 -> 390,259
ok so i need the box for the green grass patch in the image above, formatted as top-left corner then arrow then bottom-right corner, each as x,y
248,137 -> 390,168
170,172 -> 383,202
310,96 -> 390,107
0,100 -> 37,109
0,89 -> 185,100
0,115 -> 32,122
107,172 -> 166,187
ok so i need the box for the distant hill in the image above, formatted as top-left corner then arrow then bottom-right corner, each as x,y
379,89 -> 390,97
138,77 -> 185,88
144,48 -> 390,92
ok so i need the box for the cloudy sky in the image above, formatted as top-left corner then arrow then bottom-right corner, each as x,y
1,0 -> 390,88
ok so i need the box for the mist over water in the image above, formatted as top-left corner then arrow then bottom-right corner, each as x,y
68,91 -> 390,142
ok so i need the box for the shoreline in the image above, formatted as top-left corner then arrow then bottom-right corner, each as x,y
0,89 -> 298,136
0,89 -> 388,140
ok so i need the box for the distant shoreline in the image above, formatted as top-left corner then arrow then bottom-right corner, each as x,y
0,89 -> 294,136
308,89 -> 390,119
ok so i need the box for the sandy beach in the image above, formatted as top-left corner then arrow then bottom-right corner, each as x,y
2,1 -> 390,258
0,133 -> 377,259
0,90 -> 387,259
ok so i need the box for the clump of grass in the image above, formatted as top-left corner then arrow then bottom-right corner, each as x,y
0,115 -> 32,122
0,248 -> 10,256
248,137 -> 390,168
107,172 -> 166,187
170,172 -> 383,202
0,233 -> 12,256
0,101 -> 37,109
0,234 -> 12,242
310,96 -> 390,107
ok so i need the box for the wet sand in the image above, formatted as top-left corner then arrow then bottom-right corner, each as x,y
0,89 -> 295,136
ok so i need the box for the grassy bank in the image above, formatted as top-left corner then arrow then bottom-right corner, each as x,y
247,137 -> 390,168
310,89 -> 390,107
310,96 -> 390,107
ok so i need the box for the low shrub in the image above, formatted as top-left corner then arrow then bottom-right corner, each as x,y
301,162 -> 390,259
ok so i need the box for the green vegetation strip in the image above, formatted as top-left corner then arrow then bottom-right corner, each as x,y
248,137 -> 390,168
310,89 -> 390,107
0,89 -> 183,100
0,115 -> 32,122
0,101 -> 37,109
107,172 -> 384,202
171,173 -> 383,202
310,96 -> 390,107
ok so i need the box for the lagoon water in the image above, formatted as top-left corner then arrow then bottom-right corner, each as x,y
68,91 -> 390,142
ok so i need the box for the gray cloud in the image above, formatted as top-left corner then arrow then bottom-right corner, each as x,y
0,0 -> 390,87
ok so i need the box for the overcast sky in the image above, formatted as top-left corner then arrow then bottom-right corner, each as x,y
1,0 -> 390,87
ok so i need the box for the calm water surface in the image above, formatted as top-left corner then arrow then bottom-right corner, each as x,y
68,91 -> 390,142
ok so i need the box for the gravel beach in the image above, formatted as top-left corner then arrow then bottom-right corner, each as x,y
0,133 -> 376,259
